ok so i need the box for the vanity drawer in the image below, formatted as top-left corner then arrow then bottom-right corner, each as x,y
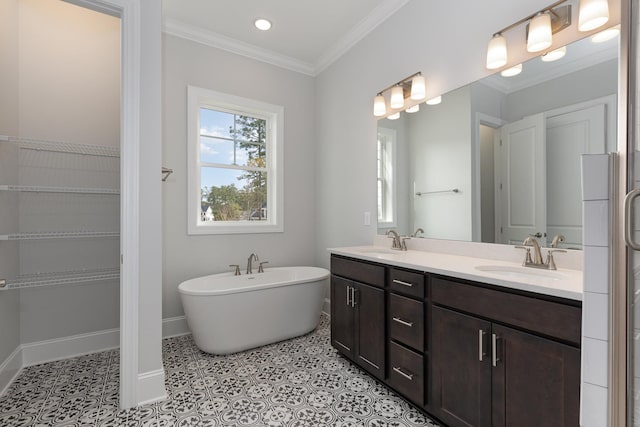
431,277 -> 581,345
388,341 -> 424,406
389,293 -> 424,352
389,268 -> 425,298
331,256 -> 385,288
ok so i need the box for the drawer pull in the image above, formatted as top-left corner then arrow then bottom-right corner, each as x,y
392,279 -> 414,287
392,317 -> 414,327
393,367 -> 414,380
346,286 -> 351,306
478,329 -> 487,361
492,334 -> 500,367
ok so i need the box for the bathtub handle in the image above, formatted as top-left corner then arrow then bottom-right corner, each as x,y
229,264 -> 241,276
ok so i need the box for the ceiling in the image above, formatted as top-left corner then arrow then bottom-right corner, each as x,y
162,0 -> 410,76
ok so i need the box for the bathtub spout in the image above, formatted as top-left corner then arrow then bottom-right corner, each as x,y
247,253 -> 259,274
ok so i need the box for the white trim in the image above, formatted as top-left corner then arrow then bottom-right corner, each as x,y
187,86 -> 285,235
21,329 -> 120,367
322,298 -> 331,317
163,0 -> 410,77
163,19 -> 315,76
162,315 -> 191,338
137,369 -> 167,405
314,0 -> 411,75
0,347 -> 22,397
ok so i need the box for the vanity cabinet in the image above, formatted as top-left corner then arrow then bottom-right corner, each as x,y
330,256 -> 386,380
431,277 -> 581,427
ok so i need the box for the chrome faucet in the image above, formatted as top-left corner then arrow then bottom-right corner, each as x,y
515,235 -> 566,270
522,235 -> 544,265
246,253 -> 259,274
386,230 -> 408,251
412,228 -> 424,237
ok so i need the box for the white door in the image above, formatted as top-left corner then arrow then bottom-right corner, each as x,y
497,114 -> 546,245
546,104 -> 606,248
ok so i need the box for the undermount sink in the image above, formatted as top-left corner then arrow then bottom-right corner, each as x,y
474,265 -> 566,281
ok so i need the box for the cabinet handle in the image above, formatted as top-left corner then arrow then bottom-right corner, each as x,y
392,367 -> 414,380
478,329 -> 486,361
392,317 -> 414,327
492,333 -> 500,367
392,279 -> 414,287
346,285 -> 351,306
351,287 -> 357,307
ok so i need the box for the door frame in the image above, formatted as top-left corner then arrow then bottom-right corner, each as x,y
63,0 -> 141,409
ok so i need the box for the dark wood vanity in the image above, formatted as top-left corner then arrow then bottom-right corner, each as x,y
330,254 -> 581,427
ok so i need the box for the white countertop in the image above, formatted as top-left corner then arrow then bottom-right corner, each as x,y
328,245 -> 583,301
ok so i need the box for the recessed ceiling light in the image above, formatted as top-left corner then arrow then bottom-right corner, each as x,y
254,18 -> 272,31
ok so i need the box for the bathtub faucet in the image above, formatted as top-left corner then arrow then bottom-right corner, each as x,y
247,253 -> 260,274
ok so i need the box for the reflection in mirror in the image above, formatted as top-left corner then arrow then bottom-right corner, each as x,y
377,31 -> 619,249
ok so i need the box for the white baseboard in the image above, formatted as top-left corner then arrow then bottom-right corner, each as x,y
22,328 -> 120,367
322,297 -> 330,316
162,315 -> 190,337
137,368 -> 167,406
0,347 -> 23,396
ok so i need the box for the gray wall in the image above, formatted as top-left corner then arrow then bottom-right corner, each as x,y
0,0 -> 21,366
313,0 -> 560,268
162,34 -> 317,319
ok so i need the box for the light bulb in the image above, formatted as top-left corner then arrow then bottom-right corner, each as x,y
486,34 -> 507,69
388,112 -> 401,120
406,104 -> 420,113
410,75 -> 426,100
426,96 -> 442,106
591,26 -> 619,43
501,64 -> 522,77
373,94 -> 386,117
579,0 -> 609,32
390,86 -> 404,109
527,12 -> 552,53
541,46 -> 567,62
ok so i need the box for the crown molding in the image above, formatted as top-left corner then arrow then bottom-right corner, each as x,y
163,0 -> 410,77
481,44 -> 617,94
314,0 -> 411,75
163,18 -> 316,76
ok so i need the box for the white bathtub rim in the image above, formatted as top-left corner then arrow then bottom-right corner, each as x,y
178,266 -> 329,296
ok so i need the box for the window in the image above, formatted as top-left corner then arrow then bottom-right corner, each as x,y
377,127 -> 396,228
188,86 -> 283,234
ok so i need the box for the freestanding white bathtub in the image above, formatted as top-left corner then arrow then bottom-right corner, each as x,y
178,266 -> 329,355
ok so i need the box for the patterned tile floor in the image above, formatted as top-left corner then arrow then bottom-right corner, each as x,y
0,315 -> 440,426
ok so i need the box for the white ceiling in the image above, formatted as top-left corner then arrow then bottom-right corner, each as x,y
162,0 -> 410,76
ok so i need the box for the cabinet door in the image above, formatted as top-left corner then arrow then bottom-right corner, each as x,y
491,324 -> 580,427
432,306 -> 492,427
354,282 -> 385,379
330,275 -> 354,358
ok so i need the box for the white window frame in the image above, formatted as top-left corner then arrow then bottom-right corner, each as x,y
187,85 -> 284,234
377,127 -> 397,229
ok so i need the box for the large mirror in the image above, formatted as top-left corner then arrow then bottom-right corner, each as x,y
377,31 -> 619,249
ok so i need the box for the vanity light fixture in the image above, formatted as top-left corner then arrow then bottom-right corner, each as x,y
485,0 -> 611,71
501,64 -> 523,77
426,96 -> 442,105
578,0 -> 609,31
387,112 -> 401,120
406,104 -> 420,113
541,46 -> 567,61
372,72 -> 426,117
591,25 -> 619,42
373,94 -> 387,116
254,18 -> 272,31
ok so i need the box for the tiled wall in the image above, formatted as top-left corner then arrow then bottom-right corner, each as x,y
580,153 -> 611,426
